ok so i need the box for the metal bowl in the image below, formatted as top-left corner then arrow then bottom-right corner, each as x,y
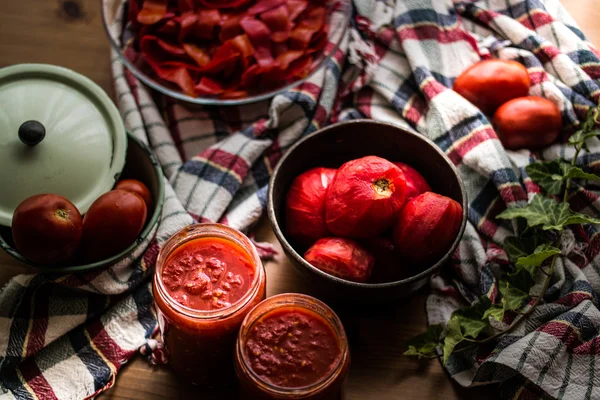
101,0 -> 350,106
267,120 -> 467,303
0,132 -> 165,273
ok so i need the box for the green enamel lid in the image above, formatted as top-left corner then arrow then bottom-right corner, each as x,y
0,64 -> 127,227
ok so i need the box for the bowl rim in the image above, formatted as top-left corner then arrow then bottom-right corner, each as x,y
267,119 -> 468,289
101,0 -> 352,106
0,132 -> 166,273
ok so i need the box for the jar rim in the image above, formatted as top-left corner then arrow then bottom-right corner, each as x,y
236,293 -> 349,396
154,223 -> 264,320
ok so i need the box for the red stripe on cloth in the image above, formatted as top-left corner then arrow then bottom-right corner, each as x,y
420,78 -> 446,101
19,358 -> 59,400
537,320 -> 584,349
143,240 -> 160,268
586,233 -> 600,261
124,69 -> 140,104
553,291 -> 593,307
499,184 -> 528,204
404,95 -> 427,126
581,64 -> 600,80
86,319 -> 134,367
523,178 -> 541,195
189,212 -> 213,223
313,104 -> 328,125
518,11 -> 555,30
397,24 -> 477,49
198,148 -> 250,181
446,127 -> 496,165
25,284 -> 54,357
573,337 -> 600,355
294,81 -> 322,100
265,141 -> 283,171
528,70 -> 549,86
356,88 -> 373,118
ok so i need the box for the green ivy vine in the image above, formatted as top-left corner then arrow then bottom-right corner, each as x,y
404,105 -> 600,364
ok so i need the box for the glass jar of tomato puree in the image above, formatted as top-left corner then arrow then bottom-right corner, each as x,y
153,223 -> 266,386
234,294 -> 350,400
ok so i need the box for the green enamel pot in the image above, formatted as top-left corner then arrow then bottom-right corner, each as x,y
0,64 -> 164,273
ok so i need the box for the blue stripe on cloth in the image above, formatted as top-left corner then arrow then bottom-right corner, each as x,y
256,185 -> 269,208
490,168 -> 521,187
68,329 -> 111,392
132,284 -> 157,337
434,116 -> 488,152
180,159 -> 240,195
393,9 -> 458,29
0,368 -> 35,400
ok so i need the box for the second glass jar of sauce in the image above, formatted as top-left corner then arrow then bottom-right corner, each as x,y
153,223 -> 266,386
234,293 -> 350,399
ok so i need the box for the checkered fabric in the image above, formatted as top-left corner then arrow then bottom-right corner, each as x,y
1,0 -> 600,399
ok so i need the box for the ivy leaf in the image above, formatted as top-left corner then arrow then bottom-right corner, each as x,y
442,297 -> 491,363
482,305 -> 505,322
568,129 -> 600,146
516,244 -> 561,277
561,164 -> 600,182
442,318 -> 464,364
526,161 -> 564,195
499,281 -> 529,312
403,324 -> 444,358
496,194 -> 600,231
503,235 -> 544,263
506,265 -> 535,292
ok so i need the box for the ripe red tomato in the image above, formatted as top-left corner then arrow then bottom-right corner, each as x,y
12,194 -> 82,265
81,190 -> 147,262
326,156 -> 407,239
393,162 -> 431,200
285,167 -> 337,247
453,59 -> 530,115
115,179 -> 153,212
304,237 -> 375,283
493,96 -> 562,150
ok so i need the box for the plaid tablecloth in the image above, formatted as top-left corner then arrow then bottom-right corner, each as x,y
2,0 -> 600,399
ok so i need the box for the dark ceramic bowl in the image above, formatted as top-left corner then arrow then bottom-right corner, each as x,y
267,120 -> 467,303
0,132 -> 165,273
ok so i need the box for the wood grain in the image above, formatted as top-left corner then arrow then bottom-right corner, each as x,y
0,0 -> 597,399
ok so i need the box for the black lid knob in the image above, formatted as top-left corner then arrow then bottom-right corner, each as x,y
18,120 -> 46,146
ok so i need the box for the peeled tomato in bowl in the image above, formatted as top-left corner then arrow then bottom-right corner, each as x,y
285,167 -> 336,247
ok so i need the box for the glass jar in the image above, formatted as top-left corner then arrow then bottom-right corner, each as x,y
153,223 -> 266,386
234,293 -> 350,400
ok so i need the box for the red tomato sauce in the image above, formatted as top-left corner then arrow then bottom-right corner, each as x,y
245,307 -> 342,388
161,237 -> 255,310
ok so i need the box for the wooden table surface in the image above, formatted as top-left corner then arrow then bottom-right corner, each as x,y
1,1 -> 598,399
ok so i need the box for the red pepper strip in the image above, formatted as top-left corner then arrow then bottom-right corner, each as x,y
261,5 -> 292,43
261,5 -> 289,31
141,41 -> 197,95
201,41 -> 241,74
178,11 -> 197,42
230,34 -> 255,59
307,30 -> 328,54
156,19 -> 179,37
286,0 -> 308,21
195,76 -> 225,95
221,90 -> 249,99
195,9 -> 221,40
247,0 -> 285,15
289,26 -> 315,49
197,0 -> 252,9
274,50 -> 304,70
299,6 -> 326,31
183,43 -> 211,67
155,38 -> 187,56
137,0 -> 168,25
240,64 -> 262,88
220,13 -> 245,42
285,56 -> 312,80
239,19 -> 274,68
